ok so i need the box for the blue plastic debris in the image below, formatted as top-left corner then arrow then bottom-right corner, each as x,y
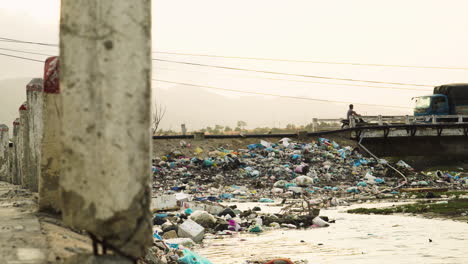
357,181 -> 367,187
179,249 -> 213,264
259,198 -> 275,203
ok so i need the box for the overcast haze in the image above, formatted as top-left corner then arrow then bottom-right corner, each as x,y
1,0 -> 467,130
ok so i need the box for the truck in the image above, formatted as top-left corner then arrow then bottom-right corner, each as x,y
413,83 -> 468,117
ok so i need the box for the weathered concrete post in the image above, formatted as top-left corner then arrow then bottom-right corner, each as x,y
18,103 -> 30,189
60,0 -> 152,259
12,119 -> 20,185
39,57 -> 62,212
8,141 -> 14,183
0,124 -> 9,182
26,78 -> 44,192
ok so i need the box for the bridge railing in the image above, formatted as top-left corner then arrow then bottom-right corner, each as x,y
312,115 -> 468,130
350,115 -> 468,127
311,118 -> 344,132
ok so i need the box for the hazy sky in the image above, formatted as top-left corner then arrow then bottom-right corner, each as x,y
1,0 -> 468,127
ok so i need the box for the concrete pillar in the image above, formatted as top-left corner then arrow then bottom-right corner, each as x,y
181,124 -> 187,135
60,0 -> 152,259
12,119 -> 20,185
0,124 -> 9,182
18,103 -> 30,189
39,57 -> 62,212
26,78 -> 44,192
8,141 -> 14,183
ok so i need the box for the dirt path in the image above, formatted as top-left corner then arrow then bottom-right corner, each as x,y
0,181 -> 92,263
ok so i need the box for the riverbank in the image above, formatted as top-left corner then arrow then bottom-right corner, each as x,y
347,197 -> 468,222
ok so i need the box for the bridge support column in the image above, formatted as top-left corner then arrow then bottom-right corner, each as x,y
60,0 -> 152,259
0,125 -> 9,182
39,57 -> 62,212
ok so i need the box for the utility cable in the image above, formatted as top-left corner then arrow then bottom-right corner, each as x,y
154,58 -> 435,87
153,79 -> 411,109
154,50 -> 468,71
156,66 -> 431,92
0,52 -> 44,62
2,36 -> 466,71
0,37 -> 58,47
0,47 -> 55,57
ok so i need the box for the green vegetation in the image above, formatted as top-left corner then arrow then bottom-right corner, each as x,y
156,121 -> 340,135
347,199 -> 468,218
404,190 -> 468,199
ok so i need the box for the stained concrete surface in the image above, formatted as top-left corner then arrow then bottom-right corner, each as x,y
0,181 -> 47,263
0,181 -> 93,263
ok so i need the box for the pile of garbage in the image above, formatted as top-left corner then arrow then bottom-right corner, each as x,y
152,137 -> 412,199
145,137 -> 466,263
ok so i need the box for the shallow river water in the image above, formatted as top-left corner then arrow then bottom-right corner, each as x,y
196,202 -> 468,264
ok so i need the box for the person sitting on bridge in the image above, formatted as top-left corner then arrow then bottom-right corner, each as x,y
347,104 -> 364,123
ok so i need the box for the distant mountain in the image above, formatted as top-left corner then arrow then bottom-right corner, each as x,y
156,85 -> 410,131
0,78 -> 410,132
0,77 -> 30,129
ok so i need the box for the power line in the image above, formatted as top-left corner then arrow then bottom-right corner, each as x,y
0,52 -> 44,62
152,79 -> 411,109
153,58 -> 435,87
154,50 -> 468,71
0,47 -> 55,57
1,37 -> 466,71
0,37 -> 58,47
156,66 -> 431,91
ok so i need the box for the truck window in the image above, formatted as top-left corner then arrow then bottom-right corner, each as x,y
415,97 -> 431,109
432,97 -> 445,110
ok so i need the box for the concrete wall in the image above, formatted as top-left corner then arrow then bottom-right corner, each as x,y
39,57 -> 62,212
0,124 -> 9,182
26,78 -> 44,192
59,0 -> 152,258
361,136 -> 468,157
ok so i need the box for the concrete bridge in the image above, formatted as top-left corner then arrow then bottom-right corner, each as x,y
152,116 -> 468,158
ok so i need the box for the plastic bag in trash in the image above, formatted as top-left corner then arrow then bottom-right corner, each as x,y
396,160 -> 412,169
178,249 -> 213,264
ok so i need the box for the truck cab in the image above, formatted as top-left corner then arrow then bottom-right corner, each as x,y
413,94 -> 449,116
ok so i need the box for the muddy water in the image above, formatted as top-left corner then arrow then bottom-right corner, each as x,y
197,202 -> 468,264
